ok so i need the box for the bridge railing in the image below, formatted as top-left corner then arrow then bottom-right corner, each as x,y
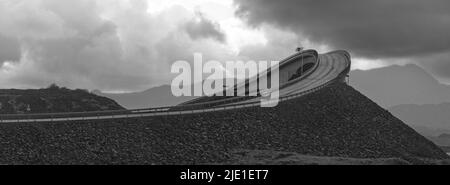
178,51 -> 320,109
179,49 -> 319,106
0,50 -> 350,123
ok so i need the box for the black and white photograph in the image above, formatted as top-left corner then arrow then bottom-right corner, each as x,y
0,0 -> 450,183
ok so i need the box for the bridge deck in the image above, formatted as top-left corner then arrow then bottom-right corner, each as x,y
0,50 -> 351,123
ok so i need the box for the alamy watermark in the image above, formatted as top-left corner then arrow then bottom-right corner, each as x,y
171,53 -> 280,107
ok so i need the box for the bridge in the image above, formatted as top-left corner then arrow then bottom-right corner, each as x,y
0,50 -> 351,123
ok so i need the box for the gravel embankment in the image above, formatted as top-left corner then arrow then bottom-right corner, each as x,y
0,83 -> 447,164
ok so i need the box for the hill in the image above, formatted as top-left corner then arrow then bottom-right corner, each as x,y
0,83 -> 446,164
0,85 -> 124,114
426,134 -> 450,147
94,79 -> 245,109
94,85 -> 195,109
389,103 -> 450,148
350,64 -> 450,108
411,125 -> 450,137
389,103 -> 450,134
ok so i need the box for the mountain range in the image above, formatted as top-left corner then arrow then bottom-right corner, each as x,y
93,85 -> 195,109
389,103 -> 450,132
94,78 -> 243,109
350,64 -> 450,108
389,103 -> 450,146
350,64 -> 450,145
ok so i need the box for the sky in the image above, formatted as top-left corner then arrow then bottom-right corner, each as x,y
0,0 -> 449,92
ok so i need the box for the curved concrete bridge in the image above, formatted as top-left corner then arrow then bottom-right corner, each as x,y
0,50 -> 351,123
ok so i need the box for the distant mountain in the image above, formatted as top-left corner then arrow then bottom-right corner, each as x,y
427,133 -> 450,147
94,85 -> 196,109
390,103 -> 450,130
409,125 -> 450,138
350,64 -> 450,108
94,78 -> 240,109
0,85 -> 124,114
389,103 -> 450,147
351,64 -> 450,148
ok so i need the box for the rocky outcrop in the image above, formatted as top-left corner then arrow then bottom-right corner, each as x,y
0,85 -> 124,114
0,83 -> 446,164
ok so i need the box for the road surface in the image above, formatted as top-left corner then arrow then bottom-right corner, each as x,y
0,50 -> 351,123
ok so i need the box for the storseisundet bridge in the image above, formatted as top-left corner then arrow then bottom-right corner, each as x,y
0,49 -> 351,123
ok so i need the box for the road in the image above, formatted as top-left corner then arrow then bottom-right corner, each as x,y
225,50 -> 350,106
0,50 -> 351,123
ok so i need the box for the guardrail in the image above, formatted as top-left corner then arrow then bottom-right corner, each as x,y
0,50 -> 351,123
180,49 -> 319,106
178,50 -> 320,108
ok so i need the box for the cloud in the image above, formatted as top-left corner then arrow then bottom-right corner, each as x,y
234,0 -> 450,58
0,0 -> 142,90
183,14 -> 226,43
233,0 -> 450,82
412,52 -> 450,83
5,0 -> 423,91
0,35 -> 21,63
238,25 -> 308,62
0,0 -> 235,91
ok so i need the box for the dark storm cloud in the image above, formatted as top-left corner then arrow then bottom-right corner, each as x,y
0,0 -> 154,90
234,0 -> 450,59
0,0 -> 233,91
416,52 -> 450,83
0,34 -> 21,63
183,15 -> 226,43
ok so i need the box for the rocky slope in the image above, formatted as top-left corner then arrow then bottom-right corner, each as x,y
0,85 -> 124,114
0,83 -> 446,164
219,150 -> 413,165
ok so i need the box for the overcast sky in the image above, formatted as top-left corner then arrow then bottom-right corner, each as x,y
1,0 -> 449,92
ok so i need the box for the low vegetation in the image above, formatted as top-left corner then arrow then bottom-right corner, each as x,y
0,84 -> 124,114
